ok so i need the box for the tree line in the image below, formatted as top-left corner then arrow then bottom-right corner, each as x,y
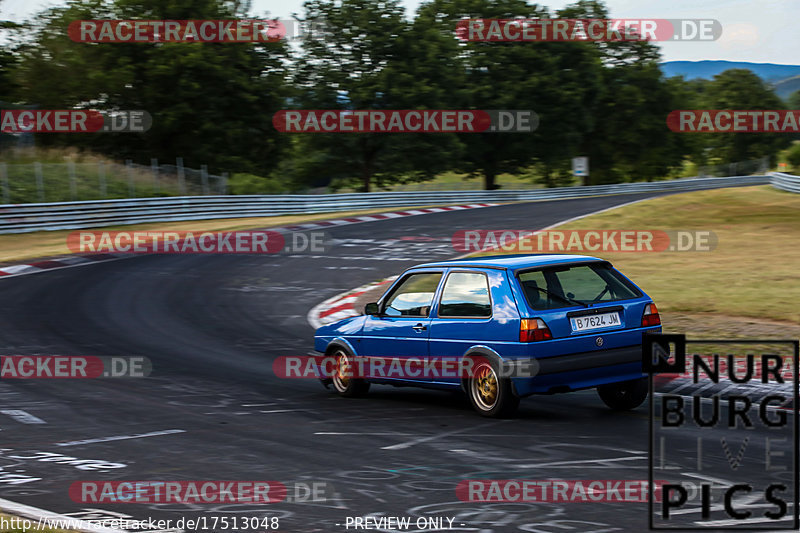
0,0 -> 795,191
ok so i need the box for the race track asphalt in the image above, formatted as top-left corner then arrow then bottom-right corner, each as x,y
0,191 -> 793,532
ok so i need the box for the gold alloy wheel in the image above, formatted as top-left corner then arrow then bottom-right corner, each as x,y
332,350 -> 351,392
471,361 -> 499,410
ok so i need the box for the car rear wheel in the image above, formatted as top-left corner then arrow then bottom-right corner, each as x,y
597,377 -> 648,410
467,358 -> 519,418
331,349 -> 370,398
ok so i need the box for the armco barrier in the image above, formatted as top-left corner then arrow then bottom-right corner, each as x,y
770,172 -> 800,193
0,175 -> 768,234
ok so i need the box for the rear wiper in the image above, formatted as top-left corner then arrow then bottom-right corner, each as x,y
530,286 -> 588,308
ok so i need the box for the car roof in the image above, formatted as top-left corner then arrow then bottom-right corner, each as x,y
413,254 -> 606,271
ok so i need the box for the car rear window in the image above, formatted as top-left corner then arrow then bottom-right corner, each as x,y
518,263 -> 641,310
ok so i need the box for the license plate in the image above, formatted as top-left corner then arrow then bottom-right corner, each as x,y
570,312 -> 621,332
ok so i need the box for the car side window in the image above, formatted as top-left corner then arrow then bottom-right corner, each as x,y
438,271 -> 492,318
383,272 -> 443,317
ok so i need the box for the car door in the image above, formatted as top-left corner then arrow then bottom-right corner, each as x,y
359,270 -> 444,378
428,269 -> 496,384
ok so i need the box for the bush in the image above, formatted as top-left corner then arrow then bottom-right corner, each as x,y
227,173 -> 290,195
785,143 -> 800,173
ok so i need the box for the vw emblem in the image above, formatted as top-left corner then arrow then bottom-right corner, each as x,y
595,337 -> 604,347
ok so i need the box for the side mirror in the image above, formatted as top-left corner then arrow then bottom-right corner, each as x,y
364,302 -> 380,315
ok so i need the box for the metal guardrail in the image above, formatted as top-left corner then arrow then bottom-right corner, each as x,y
769,172 -> 800,193
0,175 -> 769,234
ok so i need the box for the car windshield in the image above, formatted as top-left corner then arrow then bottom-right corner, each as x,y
518,263 -> 641,310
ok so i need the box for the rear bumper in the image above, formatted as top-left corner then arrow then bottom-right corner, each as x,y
512,345 -> 644,397
537,345 -> 641,375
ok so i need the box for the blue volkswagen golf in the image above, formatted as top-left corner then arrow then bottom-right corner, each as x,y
314,254 -> 661,417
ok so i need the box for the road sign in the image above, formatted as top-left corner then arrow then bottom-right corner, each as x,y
572,156 -> 589,177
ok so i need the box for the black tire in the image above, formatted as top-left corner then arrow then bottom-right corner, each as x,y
330,348 -> 370,398
597,377 -> 648,410
466,357 -> 519,418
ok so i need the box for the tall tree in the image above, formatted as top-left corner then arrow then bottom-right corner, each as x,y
290,0 -> 462,192
12,0 -> 290,175
412,0 -> 603,189
0,1 -> 20,103
702,69 -> 790,164
558,0 -> 683,184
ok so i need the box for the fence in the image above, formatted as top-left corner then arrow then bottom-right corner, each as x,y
697,156 -> 770,178
0,153 -> 773,201
0,174 -> 769,234
769,172 -> 800,193
0,158 -> 228,204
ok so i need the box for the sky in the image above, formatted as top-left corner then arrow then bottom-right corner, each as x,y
2,0 -> 798,64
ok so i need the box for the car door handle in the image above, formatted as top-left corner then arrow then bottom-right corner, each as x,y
412,323 -> 427,332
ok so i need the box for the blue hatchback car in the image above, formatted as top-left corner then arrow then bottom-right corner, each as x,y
314,254 -> 662,417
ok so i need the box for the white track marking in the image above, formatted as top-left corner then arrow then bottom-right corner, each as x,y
316,432 -> 415,436
0,256 -> 129,281
0,265 -> 42,274
381,421 -> 508,450
0,410 -> 45,424
0,497 -> 125,533
514,456 -> 647,468
55,429 -> 186,447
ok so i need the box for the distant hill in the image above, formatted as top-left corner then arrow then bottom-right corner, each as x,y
773,75 -> 800,100
661,60 -> 800,82
660,60 -> 800,101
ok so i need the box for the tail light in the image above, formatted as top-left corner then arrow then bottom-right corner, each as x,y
520,318 -> 552,342
642,303 -> 661,327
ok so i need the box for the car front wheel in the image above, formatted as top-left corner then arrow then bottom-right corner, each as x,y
331,349 -> 370,398
597,377 -> 648,410
467,358 -> 519,418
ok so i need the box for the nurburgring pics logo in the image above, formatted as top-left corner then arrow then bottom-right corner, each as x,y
272,110 -> 538,133
456,19 -> 721,42
645,335 -> 799,529
668,110 -> 800,133
0,110 -> 152,133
